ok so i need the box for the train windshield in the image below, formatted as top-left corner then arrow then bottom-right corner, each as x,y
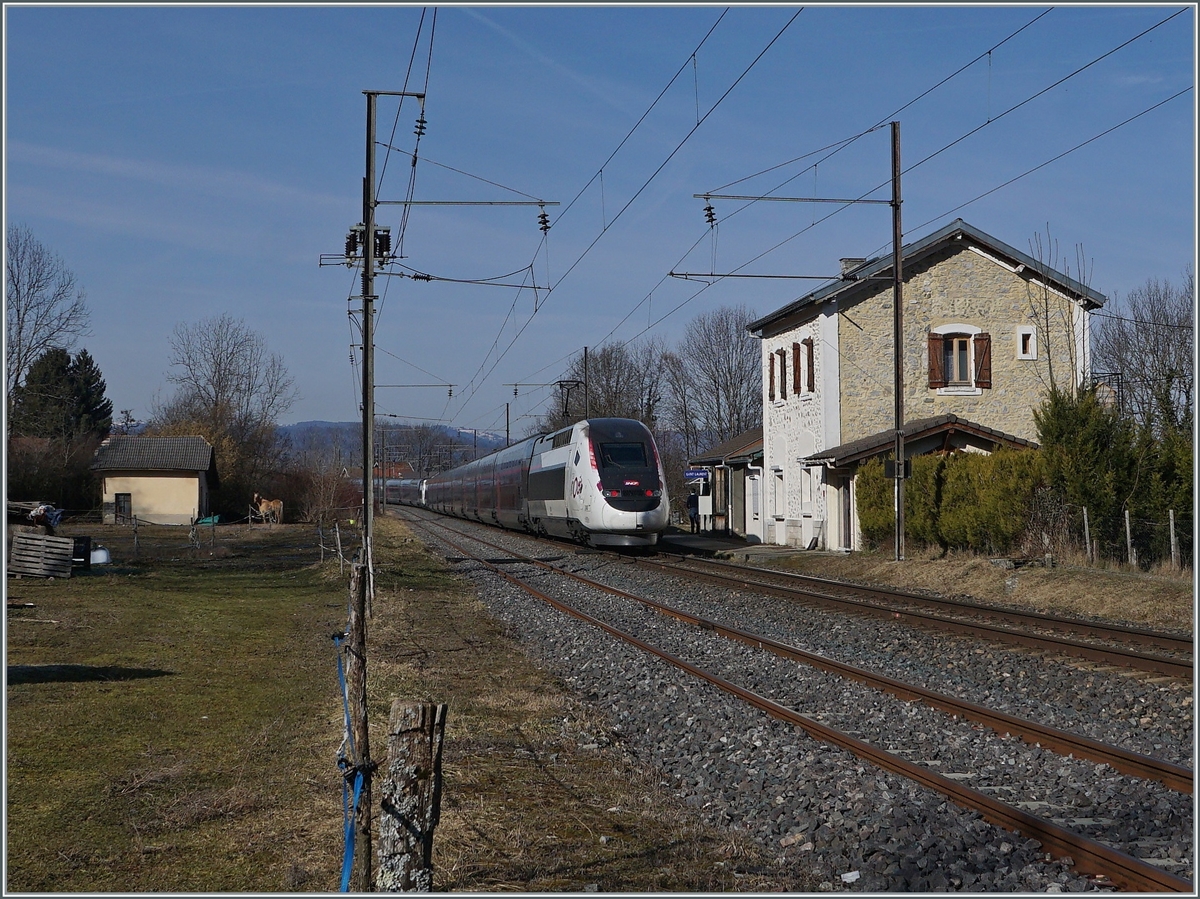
598,442 -> 647,469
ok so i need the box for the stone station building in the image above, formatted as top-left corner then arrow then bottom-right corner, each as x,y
747,218 -> 1107,550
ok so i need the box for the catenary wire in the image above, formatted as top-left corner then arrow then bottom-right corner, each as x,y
521,8 -> 1065,385
433,8 -> 736,419
448,10 -> 803,419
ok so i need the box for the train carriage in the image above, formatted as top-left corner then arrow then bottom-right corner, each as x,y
391,418 -> 668,548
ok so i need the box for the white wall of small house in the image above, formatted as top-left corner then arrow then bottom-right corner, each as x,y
101,472 -> 206,525
760,306 -> 841,548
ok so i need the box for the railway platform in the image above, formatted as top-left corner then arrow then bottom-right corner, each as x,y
658,528 -> 802,560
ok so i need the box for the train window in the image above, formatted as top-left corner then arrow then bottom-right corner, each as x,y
551,429 -> 573,448
598,443 -> 647,469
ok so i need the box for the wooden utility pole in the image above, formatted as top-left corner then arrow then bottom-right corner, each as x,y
684,124 -> 904,557
890,121 -> 906,563
347,564 -> 374,891
362,92 -> 378,569
377,701 -> 447,891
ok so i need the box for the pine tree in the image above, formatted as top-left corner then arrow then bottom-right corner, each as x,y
6,347 -> 113,511
1033,386 -> 1139,556
9,347 -> 112,441
9,347 -> 73,438
67,348 -> 113,440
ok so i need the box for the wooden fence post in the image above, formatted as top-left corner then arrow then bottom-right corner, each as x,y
1125,509 -> 1137,568
1082,507 -> 1092,564
347,564 -> 374,892
1169,509 -> 1179,571
377,701 -> 447,892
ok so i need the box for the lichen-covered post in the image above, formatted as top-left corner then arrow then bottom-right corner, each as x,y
377,701 -> 447,891
347,563 -> 373,892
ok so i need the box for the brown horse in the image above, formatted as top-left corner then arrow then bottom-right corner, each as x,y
253,493 -> 283,524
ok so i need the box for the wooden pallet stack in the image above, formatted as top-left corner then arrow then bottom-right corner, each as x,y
7,532 -> 74,579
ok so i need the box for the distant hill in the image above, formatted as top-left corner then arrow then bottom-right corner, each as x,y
280,421 -> 509,454
280,420 -> 359,440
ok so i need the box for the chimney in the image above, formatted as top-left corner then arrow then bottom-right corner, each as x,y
840,257 -> 866,276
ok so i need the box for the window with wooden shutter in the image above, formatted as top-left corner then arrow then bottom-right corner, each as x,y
768,351 -> 775,400
802,337 -> 815,393
973,332 -> 992,388
777,349 -> 787,399
792,343 -> 802,395
928,334 -> 946,388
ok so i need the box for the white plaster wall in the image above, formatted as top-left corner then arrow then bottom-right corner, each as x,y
102,473 -> 203,525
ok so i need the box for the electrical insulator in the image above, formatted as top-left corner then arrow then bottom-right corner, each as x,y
361,271 -> 369,295
447,386 -> 453,398
704,202 -> 716,227
414,114 -> 427,138
375,228 -> 391,261
513,387 -> 518,397
345,231 -> 358,257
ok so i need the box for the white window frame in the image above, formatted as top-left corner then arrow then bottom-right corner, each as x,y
1016,325 -> 1037,360
931,322 -> 983,397
772,469 -> 785,519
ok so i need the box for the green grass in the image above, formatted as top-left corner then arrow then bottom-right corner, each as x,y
6,523 -> 348,892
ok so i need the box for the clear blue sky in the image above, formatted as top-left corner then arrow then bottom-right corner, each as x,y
4,5 -> 1195,435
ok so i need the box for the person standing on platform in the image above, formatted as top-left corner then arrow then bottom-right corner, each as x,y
686,490 -> 700,534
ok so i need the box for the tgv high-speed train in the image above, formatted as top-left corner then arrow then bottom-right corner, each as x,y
390,418 -> 669,548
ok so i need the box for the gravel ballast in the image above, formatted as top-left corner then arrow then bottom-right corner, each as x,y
408,515 -> 1194,892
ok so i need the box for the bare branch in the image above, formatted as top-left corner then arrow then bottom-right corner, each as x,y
6,224 -> 91,395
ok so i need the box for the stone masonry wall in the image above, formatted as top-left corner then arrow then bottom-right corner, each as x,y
838,244 -> 1082,444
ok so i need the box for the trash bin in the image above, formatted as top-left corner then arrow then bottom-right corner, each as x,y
71,535 -> 92,570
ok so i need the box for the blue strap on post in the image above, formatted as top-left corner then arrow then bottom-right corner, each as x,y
339,766 -> 364,891
334,629 -> 361,892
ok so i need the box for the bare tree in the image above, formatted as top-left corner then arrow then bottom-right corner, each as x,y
1091,267 -> 1194,434
380,422 -> 460,476
1026,226 -> 1092,395
538,339 -> 665,432
148,314 -> 298,514
159,314 -> 297,436
288,429 -> 357,524
6,224 -> 90,396
662,303 -> 761,456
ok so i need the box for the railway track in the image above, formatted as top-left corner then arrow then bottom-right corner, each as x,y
396,508 -> 1194,892
627,553 -> 1193,680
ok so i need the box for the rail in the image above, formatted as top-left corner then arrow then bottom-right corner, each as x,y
408,514 -> 1192,893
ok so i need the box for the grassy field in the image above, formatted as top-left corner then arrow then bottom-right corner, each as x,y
6,516 -> 800,892
5,521 -> 348,891
12,514 -> 1185,891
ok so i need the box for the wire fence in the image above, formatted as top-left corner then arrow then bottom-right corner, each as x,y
21,510 -> 368,571
1027,498 -> 1193,573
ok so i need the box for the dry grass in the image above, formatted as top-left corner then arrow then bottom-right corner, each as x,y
755,547 -> 1194,634
13,512 -> 1185,891
366,514 -> 811,891
5,521 -> 346,892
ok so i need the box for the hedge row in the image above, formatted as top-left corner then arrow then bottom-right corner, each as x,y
856,449 -> 1046,556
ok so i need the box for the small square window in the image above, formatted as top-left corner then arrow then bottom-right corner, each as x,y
1017,326 -> 1037,360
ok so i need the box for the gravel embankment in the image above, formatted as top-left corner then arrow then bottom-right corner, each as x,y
412,517 -> 1194,892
